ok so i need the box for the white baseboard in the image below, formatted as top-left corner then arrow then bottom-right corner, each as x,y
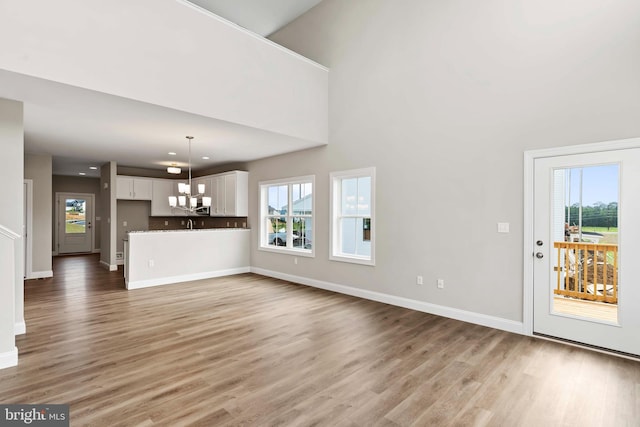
14,321 -> 26,335
99,261 -> 118,271
127,267 -> 251,290
27,270 -> 53,280
55,249 -> 101,255
251,268 -> 525,335
0,347 -> 18,369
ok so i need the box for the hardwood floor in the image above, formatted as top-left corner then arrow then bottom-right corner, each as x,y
1,254 -> 638,426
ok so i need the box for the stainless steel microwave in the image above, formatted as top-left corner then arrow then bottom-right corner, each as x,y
195,200 -> 210,216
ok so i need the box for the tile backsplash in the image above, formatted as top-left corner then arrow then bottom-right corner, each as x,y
148,217 -> 248,230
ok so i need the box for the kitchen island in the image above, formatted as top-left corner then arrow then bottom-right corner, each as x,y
124,228 -> 250,290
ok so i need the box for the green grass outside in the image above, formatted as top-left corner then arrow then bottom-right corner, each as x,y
581,226 -> 618,233
65,222 -> 86,234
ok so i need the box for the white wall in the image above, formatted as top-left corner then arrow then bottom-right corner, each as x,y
248,0 -> 640,325
126,229 -> 250,289
0,0 -> 328,144
0,98 -> 23,366
100,162 -> 117,270
24,153 -> 52,275
116,201 -> 150,254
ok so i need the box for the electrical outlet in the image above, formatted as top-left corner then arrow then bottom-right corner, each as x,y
227,222 -> 230,227
234,222 -> 238,227
164,221 -> 169,226
416,276 -> 423,285
294,257 -> 298,265
437,279 -> 444,289
123,221 -> 127,227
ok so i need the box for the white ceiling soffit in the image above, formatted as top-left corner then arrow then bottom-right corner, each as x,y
0,0 -> 328,177
1,70 -> 321,178
187,0 -> 324,37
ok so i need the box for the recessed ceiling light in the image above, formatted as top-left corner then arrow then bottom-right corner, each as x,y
202,156 -> 210,160
89,166 -> 98,170
168,152 -> 177,156
79,172 -> 86,176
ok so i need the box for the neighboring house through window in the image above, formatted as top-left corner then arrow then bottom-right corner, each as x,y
259,175 -> 315,256
330,167 -> 375,265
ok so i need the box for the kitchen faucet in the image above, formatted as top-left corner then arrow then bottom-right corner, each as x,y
187,218 -> 193,230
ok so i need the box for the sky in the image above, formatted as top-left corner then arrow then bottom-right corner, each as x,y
567,164 -> 619,206
268,183 -> 312,212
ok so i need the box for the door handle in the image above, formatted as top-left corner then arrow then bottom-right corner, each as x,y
535,252 -> 544,259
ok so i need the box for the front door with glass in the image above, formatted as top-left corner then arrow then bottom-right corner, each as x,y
58,193 -> 93,254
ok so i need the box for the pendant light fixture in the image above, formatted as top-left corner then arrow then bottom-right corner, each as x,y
168,136 -> 211,213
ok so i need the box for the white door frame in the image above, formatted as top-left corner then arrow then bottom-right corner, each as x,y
55,192 -> 96,255
523,137 -> 640,336
23,179 -> 33,279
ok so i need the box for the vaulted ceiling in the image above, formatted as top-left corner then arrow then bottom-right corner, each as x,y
189,0 -> 323,36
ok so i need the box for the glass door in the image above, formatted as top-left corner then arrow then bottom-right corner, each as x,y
533,149 -> 640,355
58,193 -> 93,254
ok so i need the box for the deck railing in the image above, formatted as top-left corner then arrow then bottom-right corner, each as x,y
554,241 -> 618,304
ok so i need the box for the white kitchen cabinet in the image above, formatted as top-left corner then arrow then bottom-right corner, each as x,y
150,179 -> 178,216
224,173 -> 237,215
148,171 -> 247,217
191,177 -> 212,199
210,171 -> 248,216
117,176 -> 153,200
211,175 -> 225,216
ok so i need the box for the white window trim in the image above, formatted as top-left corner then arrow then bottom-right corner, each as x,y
259,175 -> 315,257
330,167 -> 376,266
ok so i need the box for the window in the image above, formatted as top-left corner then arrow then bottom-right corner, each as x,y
330,167 -> 375,265
65,199 -> 87,234
259,175 -> 315,256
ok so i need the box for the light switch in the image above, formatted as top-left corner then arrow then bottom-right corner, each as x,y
497,222 -> 510,233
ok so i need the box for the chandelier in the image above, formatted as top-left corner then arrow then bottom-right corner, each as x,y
168,136 -> 211,213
